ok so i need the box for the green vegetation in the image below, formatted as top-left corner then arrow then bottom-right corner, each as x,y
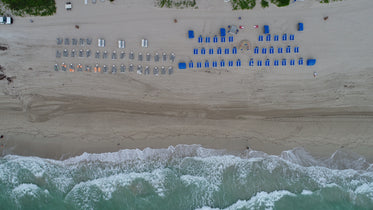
231,0 -> 256,10
1,0 -> 56,16
261,0 -> 269,8
156,0 -> 196,8
270,0 -> 290,7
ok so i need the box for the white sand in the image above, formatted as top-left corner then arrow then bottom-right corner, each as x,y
1,0 -> 373,160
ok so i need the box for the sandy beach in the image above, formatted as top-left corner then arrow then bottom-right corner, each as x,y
1,0 -> 373,161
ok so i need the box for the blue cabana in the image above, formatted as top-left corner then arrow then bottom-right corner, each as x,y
236,59 -> 241,67
286,46 -> 291,53
274,35 -> 279,41
249,59 -> 254,66
198,35 -> 203,43
299,58 -> 303,65
197,62 -> 202,68
257,60 -> 262,66
298,22 -> 303,31
278,47 -> 283,54
217,47 -> 222,54
220,28 -> 226,36
307,59 -> 316,66
229,36 -> 234,42
265,59 -> 270,66
294,47 -> 299,53
282,59 -> 287,66
290,59 -> 295,66
282,34 -> 287,41
274,60 -> 279,66
209,48 -> 214,54
262,48 -> 267,54
193,48 -> 198,55
228,60 -> 233,67
290,34 -> 295,41
269,46 -> 274,54
189,61 -> 194,68
254,47 -> 259,54
213,36 -> 218,43
206,37 -> 210,43
220,60 -> 225,67
264,25 -> 270,34
201,48 -> 206,55
188,30 -> 194,39
205,60 -> 210,68
258,35 -> 263,42
232,47 -> 237,54
266,34 -> 271,41
221,36 -> 226,43
212,61 -> 217,67
178,62 -> 186,69
225,48 -> 229,54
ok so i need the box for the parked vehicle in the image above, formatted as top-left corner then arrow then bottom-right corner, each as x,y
1,16 -> 13,24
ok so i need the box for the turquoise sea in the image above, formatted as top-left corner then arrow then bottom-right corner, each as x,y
0,145 -> 372,210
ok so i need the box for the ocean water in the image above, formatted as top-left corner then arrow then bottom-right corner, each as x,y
0,145 -> 372,210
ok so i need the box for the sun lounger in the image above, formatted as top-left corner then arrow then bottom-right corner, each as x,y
213,61 -> 217,67
54,64 -> 59,71
161,66 -> 166,75
103,65 -> 108,73
138,52 -> 143,61
274,60 -> 279,66
274,35 -> 279,41
257,60 -> 262,66
63,49 -> 68,57
57,38 -> 63,45
229,36 -> 234,42
282,34 -> 287,41
71,49 -> 75,57
249,59 -> 254,66
206,37 -> 210,43
56,50 -> 61,58
236,59 -> 241,67
269,46 -> 274,54
266,34 -> 271,41
129,51 -> 134,60
154,53 -> 159,62
189,61 -> 194,68
254,47 -> 259,54
278,47 -> 283,54
86,38 -> 92,45
232,47 -> 237,54
265,59 -> 270,66
120,64 -> 126,73
153,66 -> 158,75
80,38 -> 84,46
98,38 -> 105,47
129,64 -> 134,72
77,64 -> 83,72
198,35 -> 203,43
146,53 -> 151,61
290,34 -> 295,41
163,52 -> 167,61
64,38 -> 70,45
85,65 -> 91,72
69,64 -> 75,72
201,48 -> 206,55
209,48 -> 214,55
120,51 -> 125,59
72,38 -> 77,45
294,47 -> 299,53
282,59 -> 287,66
290,59 -> 295,66
217,47 -> 222,54
194,48 -> 198,55
118,40 -> 125,48
103,50 -> 108,59
228,60 -> 233,67
86,49 -> 91,57
213,36 -> 218,43
258,35 -> 263,42
137,65 -> 143,74
95,50 -> 100,59
221,36 -> 225,43
168,66 -> 173,75
205,60 -> 209,68
61,63 -> 67,71
94,64 -> 99,73
145,66 -> 150,75
298,58 -> 303,65
262,48 -> 267,54
286,46 -> 291,53
112,51 -> 117,60
197,62 -> 201,68
79,49 -> 83,57
225,48 -> 229,54
220,60 -> 225,67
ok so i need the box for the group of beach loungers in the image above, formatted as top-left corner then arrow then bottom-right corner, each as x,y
188,59 -> 242,69
248,58 -> 304,66
258,34 -> 295,42
54,63 -> 174,75
198,35 -> 234,43
253,46 -> 299,54
57,37 -> 92,46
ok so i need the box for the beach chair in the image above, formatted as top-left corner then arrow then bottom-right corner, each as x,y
162,52 -> 167,61
129,64 -> 134,72
154,53 -> 159,62
274,60 -> 279,66
198,35 -> 203,43
103,65 -> 108,73
57,38 -> 63,45
153,66 -> 159,75
262,48 -> 267,54
120,64 -> 126,73
249,59 -> 254,66
286,46 -> 291,53
298,58 -> 304,65
269,46 -> 274,54
112,65 -> 117,74
228,60 -> 233,67
95,50 -> 100,59
236,59 -> 241,67
80,38 -> 84,46
72,38 -> 77,45
86,38 -> 92,45
290,34 -> 295,41
129,51 -> 134,60
161,66 -> 166,75
61,63 -> 67,71
103,51 -> 108,59
278,47 -> 283,54
79,49 -> 84,57
213,36 -> 218,43
282,34 -> 287,41
64,38 -> 69,45
205,60 -> 209,68
168,66 -> 173,75
189,61 -> 194,68
282,59 -> 287,66
221,36 -> 226,43
258,35 -> 263,42
266,34 -> 271,42
56,50 -> 61,58
120,51 -> 125,59
54,64 -> 59,71
197,62 -> 202,68
138,52 -> 143,61
86,49 -> 91,57
194,48 -> 198,55
63,49 -> 68,57
290,59 -> 295,66
137,65 -> 143,74
232,47 -> 237,54
170,53 -> 176,62
213,61 -> 217,67
220,60 -> 225,67
254,47 -> 259,54
201,48 -> 206,55
206,37 -> 210,43
146,53 -> 151,61
229,36 -> 234,42
112,51 -> 117,60
217,47 -> 222,54
265,59 -> 270,66
85,65 -> 91,72
69,64 -> 75,72
225,48 -> 229,54
209,48 -> 214,55
274,35 -> 279,41
145,66 -> 150,75
257,60 -> 262,66
71,49 -> 75,57
294,47 -> 299,53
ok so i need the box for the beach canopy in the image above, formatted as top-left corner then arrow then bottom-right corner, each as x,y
290,59 -> 295,66
228,60 -> 233,67
213,61 -> 217,67
278,47 -> 283,54
236,59 -> 241,67
189,61 -> 194,68
225,48 -> 229,54
254,47 -> 259,54
307,59 -> 316,66
282,59 -> 287,66
269,46 -> 274,54
201,48 -> 206,54
232,47 -> 237,54
266,34 -> 271,41
286,46 -> 291,53
213,36 -> 218,43
262,48 -> 267,54
206,37 -> 210,43
229,36 -> 234,42
205,60 -> 209,68
221,36 -> 226,42
298,22 -> 304,31
220,28 -> 226,36
290,34 -> 295,40
294,47 -> 299,53
209,48 -> 214,54
220,60 -> 225,67
274,60 -> 279,66
198,35 -> 203,43
299,58 -> 304,65
282,34 -> 287,41
249,59 -> 254,66
193,48 -> 198,54
188,30 -> 194,39
257,60 -> 262,66
264,25 -> 270,34
197,62 -> 202,68
258,35 -> 263,41
178,62 -> 186,69
217,47 -> 222,54
265,59 -> 270,66
274,35 -> 279,41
